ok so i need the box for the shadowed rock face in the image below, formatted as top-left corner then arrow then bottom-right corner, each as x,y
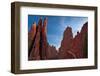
58,22 -> 88,59
71,22 -> 88,58
28,17 -> 88,60
46,44 -> 58,59
41,18 -> 48,59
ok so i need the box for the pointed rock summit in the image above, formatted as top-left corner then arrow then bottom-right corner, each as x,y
29,22 -> 36,40
58,26 -> 74,59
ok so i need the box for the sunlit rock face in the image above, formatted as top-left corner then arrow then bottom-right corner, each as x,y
28,22 -> 36,58
28,18 -> 58,60
29,18 -> 42,60
28,17 -> 88,60
58,26 -> 74,59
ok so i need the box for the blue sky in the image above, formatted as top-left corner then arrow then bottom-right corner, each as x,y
28,15 -> 88,49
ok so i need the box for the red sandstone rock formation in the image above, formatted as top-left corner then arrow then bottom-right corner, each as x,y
28,17 -> 58,60
46,44 -> 58,59
58,26 -> 74,59
71,22 -> 88,58
41,17 -> 48,59
28,22 -> 36,57
29,18 -> 42,60
58,22 -> 88,59
28,17 -> 88,60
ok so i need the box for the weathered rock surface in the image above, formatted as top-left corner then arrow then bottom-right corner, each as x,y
40,18 -> 48,60
58,26 -> 74,59
28,17 -> 58,60
58,22 -> 88,59
46,44 -> 58,59
28,22 -> 36,57
29,18 -> 42,60
71,22 -> 88,58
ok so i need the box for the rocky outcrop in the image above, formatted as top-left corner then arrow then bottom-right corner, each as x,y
46,44 -> 58,59
29,18 -> 42,60
70,22 -> 88,58
58,26 -> 74,59
28,22 -> 36,57
28,17 -> 58,60
58,22 -> 88,59
40,18 -> 48,60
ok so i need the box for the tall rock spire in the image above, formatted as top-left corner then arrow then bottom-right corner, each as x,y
29,22 -> 36,40
28,22 -> 36,57
37,17 -> 42,32
28,17 -> 58,60
43,17 -> 48,34
58,26 -> 73,59
40,17 -> 48,59
29,18 -> 43,60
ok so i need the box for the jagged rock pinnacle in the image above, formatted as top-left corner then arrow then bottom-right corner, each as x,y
43,17 -> 48,27
42,17 -> 48,35
29,22 -> 36,40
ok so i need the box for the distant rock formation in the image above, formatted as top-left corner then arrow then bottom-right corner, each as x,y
46,44 -> 58,59
58,22 -> 88,59
58,26 -> 74,59
28,17 -> 88,60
